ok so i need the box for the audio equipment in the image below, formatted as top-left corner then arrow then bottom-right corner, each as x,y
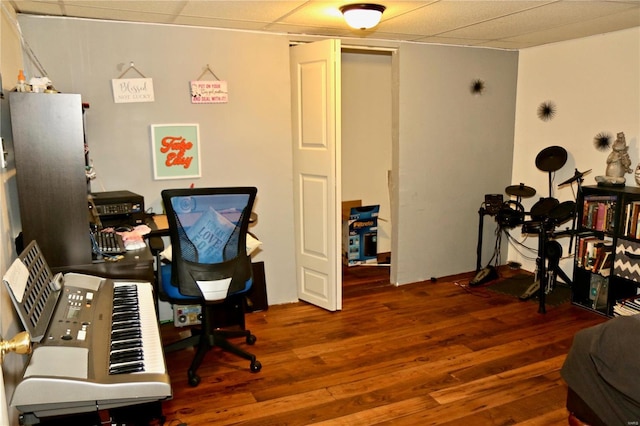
91,190 -> 145,227
484,194 -> 504,216
173,304 -> 202,327
497,200 -> 525,228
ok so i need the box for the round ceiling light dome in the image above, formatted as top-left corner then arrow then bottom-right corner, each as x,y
340,3 -> 386,30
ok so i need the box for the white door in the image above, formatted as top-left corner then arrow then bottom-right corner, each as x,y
290,39 -> 342,311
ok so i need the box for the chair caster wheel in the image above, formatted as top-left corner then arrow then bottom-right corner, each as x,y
188,372 -> 201,387
250,360 -> 262,373
247,334 -> 257,345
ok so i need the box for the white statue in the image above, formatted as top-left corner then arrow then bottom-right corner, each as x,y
595,132 -> 631,185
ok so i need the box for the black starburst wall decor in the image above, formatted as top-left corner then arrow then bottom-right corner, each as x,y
537,101 -> 557,121
593,132 -> 612,151
470,79 -> 485,95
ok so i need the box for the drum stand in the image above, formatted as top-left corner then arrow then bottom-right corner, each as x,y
524,224 -> 574,314
536,224 -> 550,314
546,239 -> 573,292
526,146 -> 570,313
475,184 -> 534,283
530,168 -> 592,311
558,168 -> 591,253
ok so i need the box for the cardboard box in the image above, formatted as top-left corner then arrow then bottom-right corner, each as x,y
342,201 -> 379,266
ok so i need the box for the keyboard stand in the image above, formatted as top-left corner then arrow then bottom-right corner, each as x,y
21,400 -> 165,426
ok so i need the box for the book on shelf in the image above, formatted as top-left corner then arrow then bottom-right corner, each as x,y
623,201 -> 640,238
582,195 -> 616,232
577,236 -> 612,271
613,303 -> 639,317
599,251 -> 612,276
622,298 -> 640,311
614,296 -> 640,316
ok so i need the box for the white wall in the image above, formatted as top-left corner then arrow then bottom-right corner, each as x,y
511,27 -> 640,276
0,4 -> 29,425
341,51 -> 392,256
14,14 -> 519,293
395,43 -> 518,284
15,16 -> 299,306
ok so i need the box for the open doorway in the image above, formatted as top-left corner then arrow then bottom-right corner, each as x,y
341,49 -> 393,284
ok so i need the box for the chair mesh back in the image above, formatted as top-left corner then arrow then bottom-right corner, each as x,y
162,187 -> 257,298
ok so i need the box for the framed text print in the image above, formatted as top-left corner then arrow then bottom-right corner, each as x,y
190,80 -> 228,104
151,124 -> 201,180
111,78 -> 155,103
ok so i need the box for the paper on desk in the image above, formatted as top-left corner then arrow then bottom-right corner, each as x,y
2,258 -> 28,303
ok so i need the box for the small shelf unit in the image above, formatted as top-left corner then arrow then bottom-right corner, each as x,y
572,185 -> 640,316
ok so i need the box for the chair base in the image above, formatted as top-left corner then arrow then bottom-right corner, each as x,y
164,303 -> 261,386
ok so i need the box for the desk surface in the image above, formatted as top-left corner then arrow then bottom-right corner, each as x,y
53,243 -> 155,282
150,214 -> 168,231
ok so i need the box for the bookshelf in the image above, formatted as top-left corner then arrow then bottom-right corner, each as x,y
9,92 -> 92,268
573,185 -> 640,316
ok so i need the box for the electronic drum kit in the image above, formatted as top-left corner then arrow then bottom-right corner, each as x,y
498,145 -> 588,235
494,145 -> 592,313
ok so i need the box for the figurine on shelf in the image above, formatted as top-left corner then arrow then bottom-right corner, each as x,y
595,132 -> 631,186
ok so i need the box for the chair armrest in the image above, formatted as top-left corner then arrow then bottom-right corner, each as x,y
147,236 -> 165,256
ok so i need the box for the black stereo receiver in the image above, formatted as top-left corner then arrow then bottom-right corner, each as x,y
90,190 -> 145,227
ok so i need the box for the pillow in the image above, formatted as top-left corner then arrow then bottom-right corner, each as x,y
185,207 -> 235,263
160,231 -> 261,262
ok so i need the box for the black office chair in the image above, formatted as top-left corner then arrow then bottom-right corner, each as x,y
158,187 -> 261,387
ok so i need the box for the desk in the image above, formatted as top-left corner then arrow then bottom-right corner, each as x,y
52,247 -> 155,282
147,214 -> 169,237
51,215 -> 171,282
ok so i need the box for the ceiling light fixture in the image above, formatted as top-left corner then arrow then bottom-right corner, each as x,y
340,3 -> 386,30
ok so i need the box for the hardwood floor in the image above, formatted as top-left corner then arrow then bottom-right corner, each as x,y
160,266 -> 605,425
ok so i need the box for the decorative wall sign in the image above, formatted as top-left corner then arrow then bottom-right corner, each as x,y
111,61 -> 154,103
111,78 -> 155,103
151,124 -> 201,180
190,80 -> 228,104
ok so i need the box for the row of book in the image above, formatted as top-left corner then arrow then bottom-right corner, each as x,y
622,201 -> 640,238
613,296 -> 640,316
576,236 -> 613,275
581,195 -> 616,232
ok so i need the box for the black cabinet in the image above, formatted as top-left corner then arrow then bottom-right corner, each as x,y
572,185 -> 640,316
10,92 -> 92,268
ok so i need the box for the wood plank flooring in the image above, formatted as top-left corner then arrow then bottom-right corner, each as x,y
160,266 -> 605,425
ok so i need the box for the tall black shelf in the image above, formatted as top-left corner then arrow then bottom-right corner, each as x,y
572,185 -> 640,316
10,92 -> 92,269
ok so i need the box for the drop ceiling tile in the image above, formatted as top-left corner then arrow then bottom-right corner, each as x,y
378,1 -> 552,36
180,0 -> 306,22
266,22 -> 353,37
64,1 -> 186,15
275,1 -> 428,32
441,1 -> 640,40
61,4 -> 177,25
504,8 -> 640,45
172,16 -> 271,31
